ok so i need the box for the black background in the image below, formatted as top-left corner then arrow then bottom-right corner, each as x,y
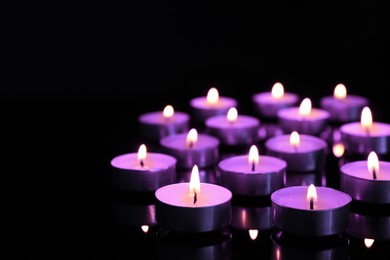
3,1 -> 390,258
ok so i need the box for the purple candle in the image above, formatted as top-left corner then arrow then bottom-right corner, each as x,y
219,145 -> 286,196
190,87 -> 238,124
159,128 -> 220,169
111,144 -> 177,192
264,131 -> 328,172
340,106 -> 390,155
320,83 -> 369,123
155,165 -> 232,233
340,151 -> 390,204
205,107 -> 261,146
138,105 -> 190,142
271,185 -> 352,237
277,97 -> 330,136
252,82 -> 300,119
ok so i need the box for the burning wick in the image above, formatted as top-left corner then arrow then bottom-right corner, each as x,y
190,165 -> 200,205
193,192 -> 197,204
361,106 -> 372,136
163,105 -> 174,122
299,98 -> 311,120
368,151 -> 379,180
137,144 -> 147,168
248,145 -> 259,172
307,184 -> 317,210
290,131 -> 300,153
186,128 -> 198,149
227,107 -> 238,125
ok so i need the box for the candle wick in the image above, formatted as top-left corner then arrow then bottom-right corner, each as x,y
373,169 -> 377,180
188,141 -> 193,149
293,144 -> 298,153
365,127 -> 371,137
251,162 -> 255,172
140,160 -> 144,168
193,192 -> 197,204
310,199 -> 314,210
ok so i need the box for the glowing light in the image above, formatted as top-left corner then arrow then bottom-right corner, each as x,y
248,145 -> 259,165
332,143 -> 345,158
186,128 -> 198,147
227,107 -> 238,123
367,151 -> 379,177
299,98 -> 312,116
163,105 -> 174,119
271,82 -> 284,99
207,87 -> 219,105
334,83 -> 347,99
249,229 -> 259,240
361,106 -> 373,130
138,144 -> 147,162
289,131 -> 300,146
307,184 -> 318,207
141,225 -> 149,233
364,238 -> 374,248
189,165 -> 201,198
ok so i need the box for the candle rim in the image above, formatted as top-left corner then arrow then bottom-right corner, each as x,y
205,114 -> 261,128
277,106 -> 330,119
160,132 -> 220,149
264,134 -> 328,153
138,110 -> 190,124
340,160 -> 390,181
111,152 -> 177,171
190,96 -> 238,109
218,154 -> 287,173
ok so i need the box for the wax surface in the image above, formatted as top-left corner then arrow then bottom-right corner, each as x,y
271,186 -> 351,210
111,153 -> 176,171
139,111 -> 190,125
205,115 -> 260,129
190,96 -> 237,109
219,155 -> 286,173
340,161 -> 390,181
265,134 -> 327,153
278,107 -> 330,120
155,183 -> 232,207
340,122 -> 390,137
320,95 -> 368,108
252,92 -> 299,104
160,133 -> 219,150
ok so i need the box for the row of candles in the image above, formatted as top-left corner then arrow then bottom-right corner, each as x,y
111,83 -> 390,243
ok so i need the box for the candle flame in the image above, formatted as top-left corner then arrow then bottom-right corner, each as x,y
138,144 -> 147,161
367,151 -> 379,178
299,98 -> 312,116
163,105 -> 174,119
332,143 -> 345,158
207,87 -> 219,105
249,229 -> 259,240
189,165 -> 201,198
227,107 -> 238,123
186,128 -> 198,147
141,225 -> 149,233
364,238 -> 374,248
307,184 -> 318,203
334,83 -> 347,99
248,145 -> 259,165
289,131 -> 300,146
271,82 -> 284,99
361,106 -> 373,130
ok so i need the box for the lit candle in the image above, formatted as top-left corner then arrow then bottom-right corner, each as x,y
155,165 -> 232,233
252,82 -> 300,119
138,105 -> 190,142
271,185 -> 352,236
111,144 -> 177,192
159,128 -> 220,169
205,107 -> 261,146
340,106 -> 390,156
320,83 -> 369,124
264,131 -> 328,172
277,97 -> 330,136
189,87 -> 238,124
340,151 -> 390,204
218,145 -> 286,196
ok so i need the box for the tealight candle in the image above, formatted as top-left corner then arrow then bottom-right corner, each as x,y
340,151 -> 390,204
340,106 -> 390,156
111,144 -> 177,192
159,128 -> 220,169
219,145 -> 286,196
252,82 -> 300,119
264,131 -> 328,172
320,83 -> 369,124
277,97 -> 330,136
271,185 -> 352,237
138,105 -> 190,142
155,165 -> 232,233
189,87 -> 238,124
205,107 -> 261,146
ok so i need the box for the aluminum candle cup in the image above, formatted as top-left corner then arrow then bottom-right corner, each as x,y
218,155 -> 286,196
252,91 -> 299,119
264,134 -> 328,172
320,95 -> 368,124
111,152 -> 177,192
277,107 -> 330,136
160,132 -> 220,169
271,186 -> 352,237
205,114 -> 260,146
155,183 -> 232,233
340,160 -> 390,204
138,110 -> 190,142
